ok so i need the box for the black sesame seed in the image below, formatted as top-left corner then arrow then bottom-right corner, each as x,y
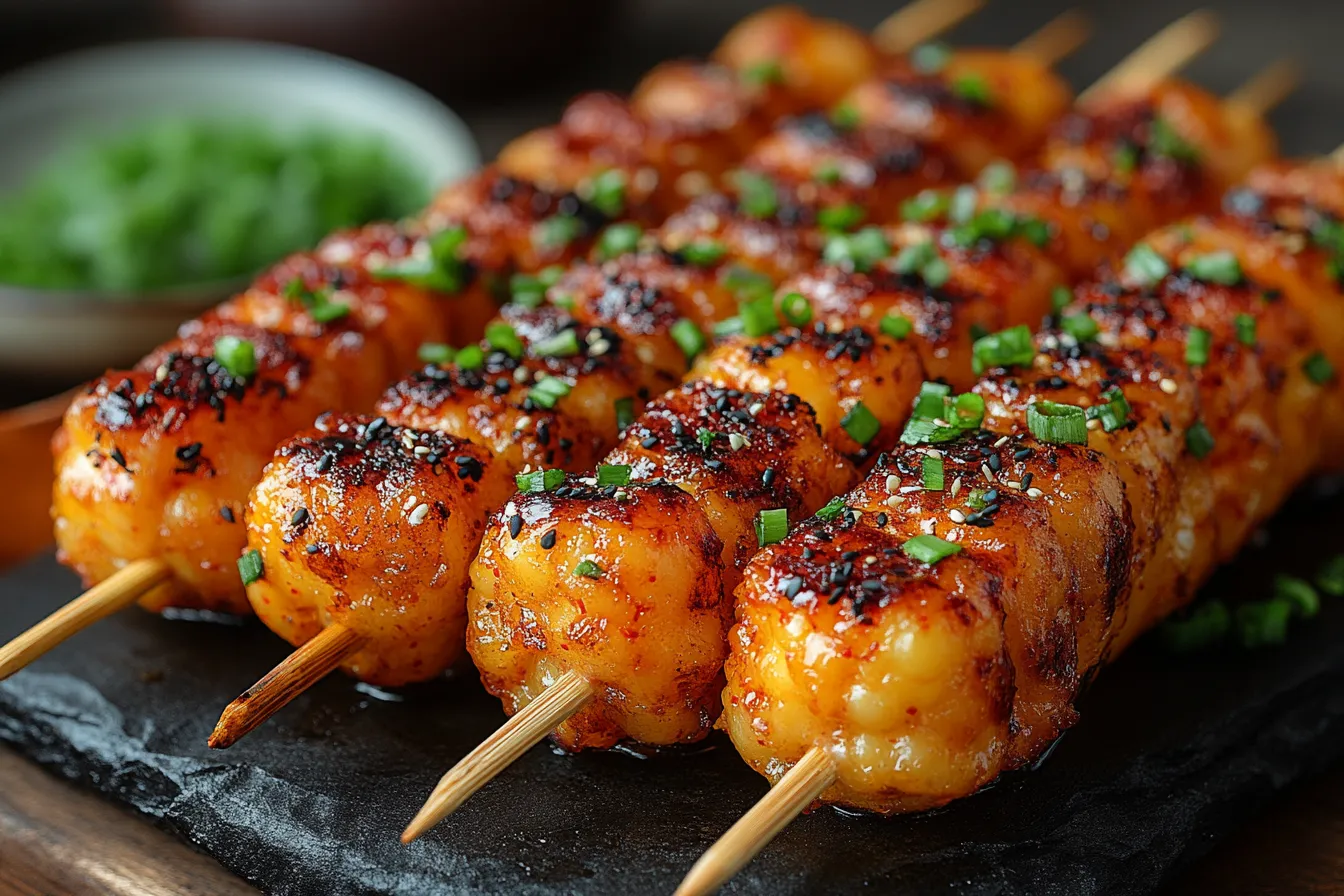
841,550 -> 860,561
306,544 -> 319,555
641,437 -> 658,449
762,468 -> 777,488
509,514 -> 523,538
220,506 -> 235,523
540,529 -> 557,550
1020,472 -> 1034,490
782,576 -> 803,599
291,507 -> 309,528
315,452 -> 335,474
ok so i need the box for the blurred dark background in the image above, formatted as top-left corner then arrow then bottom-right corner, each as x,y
2,0 -> 1340,158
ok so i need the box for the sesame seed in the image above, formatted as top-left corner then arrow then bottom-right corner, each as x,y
993,436 -> 1009,448
729,433 -> 750,451
1027,487 -> 1044,498
589,339 -> 612,357
540,529 -> 557,550
949,509 -> 966,523
886,495 -> 904,508
514,367 -> 530,383
981,463 -> 996,483
950,476 -> 962,497
414,445 -> 431,457
885,474 -> 900,494
1160,378 -> 1178,394
749,402 -> 765,416
508,514 -> 523,538
408,503 -> 430,525
403,495 -> 418,511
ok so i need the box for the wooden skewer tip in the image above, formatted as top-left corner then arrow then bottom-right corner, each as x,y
0,558 -> 171,681
207,622 -> 364,750
1013,9 -> 1093,67
1079,9 -> 1220,103
874,0 -> 987,56
674,747 -> 838,896
1226,58 -> 1303,117
401,669 -> 595,844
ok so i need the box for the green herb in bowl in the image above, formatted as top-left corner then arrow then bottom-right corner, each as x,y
0,118 -> 429,292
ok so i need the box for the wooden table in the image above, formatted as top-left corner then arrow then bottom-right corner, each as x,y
2,402 -> 1342,896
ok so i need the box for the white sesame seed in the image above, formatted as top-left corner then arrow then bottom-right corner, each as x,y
504,501 -> 517,517
949,509 -> 967,523
886,495 -> 904,508
403,495 -> 418,511
1004,480 -> 1022,489
993,436 -> 1009,448
981,464 -> 996,483
749,402 -> 765,416
155,364 -> 169,382
515,416 -> 532,432
885,474 -> 900,494
585,330 -> 602,345
1160,378 -> 1178,394
615,489 -> 629,501
413,445 -> 430,457
514,367 -> 530,384
728,433 -> 750,451
588,339 -> 612,357
408,503 -> 430,526
1086,418 -> 1100,430
899,485 -> 924,494
1027,487 -> 1044,499
950,476 -> 962,497
864,555 -> 877,565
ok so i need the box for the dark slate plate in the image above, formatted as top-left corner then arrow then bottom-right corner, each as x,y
2,486 -> 1344,896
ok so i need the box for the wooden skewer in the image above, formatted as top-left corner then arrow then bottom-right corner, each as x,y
873,0 -> 985,56
674,747 -> 837,896
1078,9 -> 1220,103
207,623 -> 365,749
401,670 -> 595,843
0,558 -> 171,680
1013,9 -> 1093,68
1226,58 -> 1303,117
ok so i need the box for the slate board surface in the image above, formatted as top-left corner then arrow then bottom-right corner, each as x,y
3,488 -> 1344,896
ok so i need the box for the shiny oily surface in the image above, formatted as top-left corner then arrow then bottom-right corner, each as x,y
2,495 -> 1343,894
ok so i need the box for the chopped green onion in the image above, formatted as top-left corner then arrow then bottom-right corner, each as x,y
532,329 -> 581,358
912,381 -> 951,419
596,464 -> 632,487
1085,387 -> 1132,433
1026,400 -> 1088,445
237,548 -> 264,586
910,41 -> 951,74
922,454 -> 944,490
964,488 -> 990,510
900,189 -> 949,223
1018,217 -> 1052,247
1183,250 -> 1243,285
1148,116 -> 1199,163
880,312 -> 913,340
735,171 -> 779,219
831,102 -> 860,129
755,507 -> 789,546
1124,244 -> 1170,287
901,534 -> 962,564
721,266 -> 775,303
813,160 -> 842,185
713,317 -> 745,338
510,265 -> 565,308
528,376 -> 572,409
815,496 -> 847,521
741,59 -> 785,87
418,343 -> 454,365
739,296 -> 780,337
1273,575 -> 1320,618
371,226 -> 470,293
1062,313 -> 1099,343
824,227 -> 890,272
921,256 -> 951,287
1113,142 -> 1139,174
533,214 -> 584,250
671,318 -> 706,362
901,385 -> 984,445
1051,285 -> 1072,313
1236,598 -> 1293,648
455,344 -> 484,370
516,468 -> 566,492
818,203 -> 865,232
1159,600 -> 1231,652
213,335 -> 257,379
597,222 -> 642,260
1185,326 -> 1211,366
696,428 -> 718,450
779,292 -> 813,326
680,239 -> 728,267
574,559 -> 604,579
550,292 -> 576,310
485,322 -> 524,359
949,185 -> 978,224
1235,313 -> 1257,346
585,169 -> 627,218
614,397 -> 636,431
1304,351 -> 1335,384
309,300 -> 350,323
1315,554 -> 1344,596
951,73 -> 992,106
840,402 -> 881,445
1185,420 -> 1215,458
977,161 -> 1016,194
972,324 -> 1035,375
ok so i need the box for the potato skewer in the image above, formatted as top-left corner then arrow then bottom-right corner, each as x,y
203,10 -> 1105,748
399,60 -> 1288,841
676,155 -> 1341,896
1,0 -> 982,682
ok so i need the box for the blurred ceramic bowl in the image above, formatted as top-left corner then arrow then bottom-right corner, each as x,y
0,39 -> 479,386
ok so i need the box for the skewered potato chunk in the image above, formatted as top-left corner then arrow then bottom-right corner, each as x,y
243,414 -> 512,686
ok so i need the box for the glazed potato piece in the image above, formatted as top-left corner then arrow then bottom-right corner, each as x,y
656,190 -> 822,284
846,50 -> 1073,176
604,381 -> 857,584
712,5 -> 880,110
693,323 -> 923,466
243,414 -> 513,686
378,309 -> 656,477
737,113 -> 955,226
467,478 -> 730,750
722,517 -> 1012,814
209,241 -> 448,410
52,324 -> 341,615
1040,80 -> 1276,220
